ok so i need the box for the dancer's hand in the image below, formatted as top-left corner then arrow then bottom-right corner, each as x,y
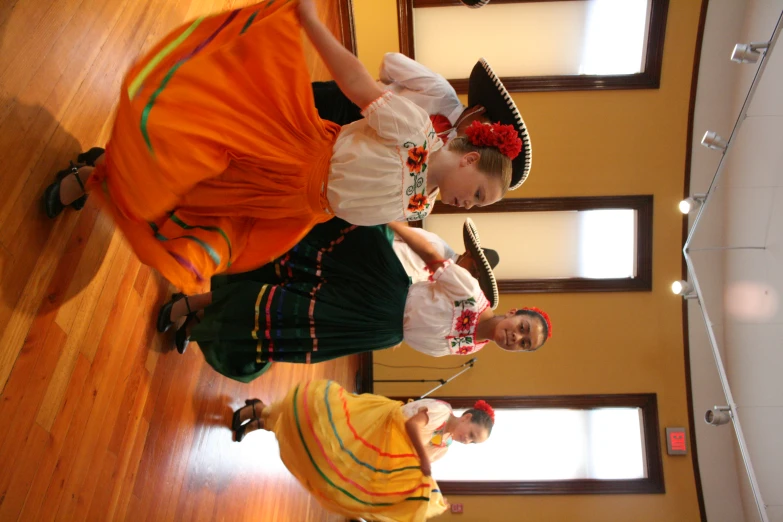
297,0 -> 318,22
420,460 -> 432,477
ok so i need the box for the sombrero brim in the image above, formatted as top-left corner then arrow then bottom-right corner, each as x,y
462,218 -> 499,310
467,58 -> 532,190
461,0 -> 491,7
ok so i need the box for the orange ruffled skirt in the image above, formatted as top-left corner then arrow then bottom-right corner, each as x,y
88,1 -> 341,293
268,380 -> 448,521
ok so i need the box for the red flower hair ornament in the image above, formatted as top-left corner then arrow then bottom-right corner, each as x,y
523,306 -> 553,339
465,120 -> 523,160
472,400 -> 495,422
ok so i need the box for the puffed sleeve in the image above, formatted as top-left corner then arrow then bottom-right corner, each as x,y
361,91 -> 432,144
404,399 -> 453,431
429,260 -> 483,302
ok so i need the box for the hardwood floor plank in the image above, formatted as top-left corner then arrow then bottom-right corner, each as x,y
128,354 -> 204,522
50,282 -> 143,521
53,205 -> 119,334
0,319 -> 66,509
83,451 -> 118,522
0,422 -> 52,521
0,210 -> 79,392
32,261 -> 139,522
38,204 -> 120,430
79,244 -> 134,362
17,354 -> 92,522
111,418 -> 149,522
63,305 -> 146,522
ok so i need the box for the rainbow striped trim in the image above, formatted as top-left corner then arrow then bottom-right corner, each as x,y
292,383 -> 432,507
169,213 -> 232,267
324,382 -> 420,474
127,18 -> 205,99
137,10 -> 241,153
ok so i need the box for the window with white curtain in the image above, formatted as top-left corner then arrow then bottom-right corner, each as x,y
433,407 -> 646,482
412,393 -> 664,495
416,195 -> 653,293
424,208 -> 637,280
412,0 -> 652,79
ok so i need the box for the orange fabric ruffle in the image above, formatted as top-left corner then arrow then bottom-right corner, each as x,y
87,1 -> 341,293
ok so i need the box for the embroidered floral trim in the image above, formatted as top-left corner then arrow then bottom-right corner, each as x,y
401,122 -> 437,221
446,287 -> 491,355
408,192 -> 428,213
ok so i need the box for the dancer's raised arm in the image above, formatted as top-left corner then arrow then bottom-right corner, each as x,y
298,0 -> 383,110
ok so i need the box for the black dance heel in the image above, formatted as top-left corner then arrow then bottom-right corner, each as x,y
70,147 -> 104,210
232,399 -> 262,432
234,418 -> 262,443
43,162 -> 87,218
156,293 -> 187,333
175,313 -> 200,354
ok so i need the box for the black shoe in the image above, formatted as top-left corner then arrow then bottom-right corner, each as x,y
232,399 -> 262,432
234,418 -> 262,442
70,147 -> 104,210
156,293 -> 187,333
175,313 -> 199,354
43,163 -> 87,219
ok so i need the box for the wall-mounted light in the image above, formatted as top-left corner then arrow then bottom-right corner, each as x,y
731,42 -> 770,64
705,406 -> 732,426
701,131 -> 728,151
671,280 -> 698,300
679,193 -> 707,214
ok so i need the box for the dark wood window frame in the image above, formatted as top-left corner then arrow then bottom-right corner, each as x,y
337,0 -> 357,55
397,0 -> 669,93
391,393 -> 664,495
415,195 -> 653,293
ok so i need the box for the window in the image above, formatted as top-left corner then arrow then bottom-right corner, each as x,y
397,0 -> 669,92
395,393 -> 664,495
415,195 -> 653,293
436,407 -> 646,481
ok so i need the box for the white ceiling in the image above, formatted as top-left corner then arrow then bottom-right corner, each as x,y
687,1 -> 783,521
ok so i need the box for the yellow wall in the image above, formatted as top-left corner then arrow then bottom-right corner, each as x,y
352,0 -> 704,520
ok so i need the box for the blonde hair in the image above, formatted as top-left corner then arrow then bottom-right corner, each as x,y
447,137 -> 512,195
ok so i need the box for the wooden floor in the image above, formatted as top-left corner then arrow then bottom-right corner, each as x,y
0,1 -> 355,521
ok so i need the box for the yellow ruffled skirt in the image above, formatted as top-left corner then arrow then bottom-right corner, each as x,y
267,380 -> 448,521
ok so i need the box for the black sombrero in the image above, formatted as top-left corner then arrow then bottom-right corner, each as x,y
461,0 -> 491,6
463,218 -> 499,310
468,58 -> 532,190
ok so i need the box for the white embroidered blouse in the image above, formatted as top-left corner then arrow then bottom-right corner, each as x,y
378,53 -> 464,128
403,260 -> 491,357
327,91 -> 443,225
401,398 -> 454,463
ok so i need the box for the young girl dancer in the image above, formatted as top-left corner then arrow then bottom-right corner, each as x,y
160,217 -> 552,381
42,0 -> 524,294
314,53 -> 532,190
229,379 -> 495,521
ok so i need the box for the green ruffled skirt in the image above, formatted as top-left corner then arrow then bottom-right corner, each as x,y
191,218 -> 410,383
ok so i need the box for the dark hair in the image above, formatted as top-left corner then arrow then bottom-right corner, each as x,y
515,309 -> 549,350
465,408 -> 494,435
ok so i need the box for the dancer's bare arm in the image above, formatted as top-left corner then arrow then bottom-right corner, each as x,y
298,0 -> 383,110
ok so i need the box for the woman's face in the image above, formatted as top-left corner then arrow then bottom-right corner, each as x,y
451,413 -> 490,445
492,309 -> 546,352
438,153 -> 504,211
